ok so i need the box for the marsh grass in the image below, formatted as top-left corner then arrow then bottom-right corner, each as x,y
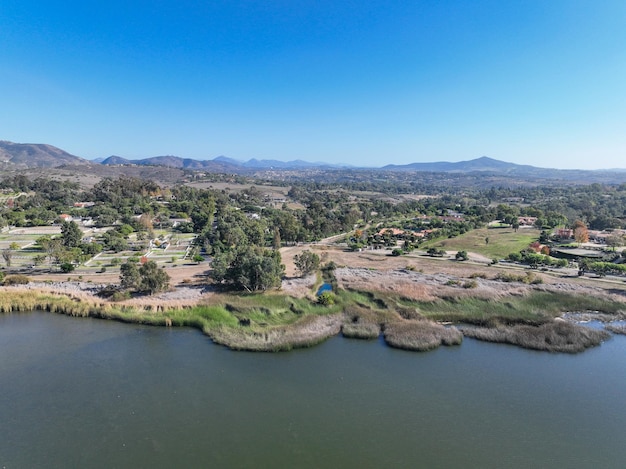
604,323 -> 626,335
208,314 -> 343,351
341,305 -> 382,340
460,320 -> 610,353
342,322 -> 380,339
400,292 -> 625,325
2,281 -> 624,354
383,320 -> 463,351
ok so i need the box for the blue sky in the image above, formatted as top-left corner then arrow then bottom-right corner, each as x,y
1,1 -> 625,169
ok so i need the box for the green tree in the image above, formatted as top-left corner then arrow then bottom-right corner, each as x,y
138,260 -> 170,294
605,233 -> 624,251
293,250 -> 320,276
272,227 -> 281,250
455,250 -> 469,261
120,261 -> 141,290
61,220 -> 82,248
211,246 -> 284,292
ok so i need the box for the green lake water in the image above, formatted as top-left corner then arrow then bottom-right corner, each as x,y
1,312 -> 625,468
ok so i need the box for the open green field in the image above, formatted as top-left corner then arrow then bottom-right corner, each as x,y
425,227 -> 541,259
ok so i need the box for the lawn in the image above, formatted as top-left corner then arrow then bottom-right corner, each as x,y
425,226 -> 540,259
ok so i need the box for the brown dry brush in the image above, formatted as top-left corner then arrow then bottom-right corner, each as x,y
383,320 -> 463,352
459,320 -> 610,353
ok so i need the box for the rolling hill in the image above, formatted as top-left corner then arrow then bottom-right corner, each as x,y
0,141 -> 91,168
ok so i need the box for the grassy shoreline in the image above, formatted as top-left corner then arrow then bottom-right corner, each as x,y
1,285 -> 625,353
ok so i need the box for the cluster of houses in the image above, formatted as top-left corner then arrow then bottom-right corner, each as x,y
555,228 -> 626,243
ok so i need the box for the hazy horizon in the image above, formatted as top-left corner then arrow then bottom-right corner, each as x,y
2,2 -> 625,169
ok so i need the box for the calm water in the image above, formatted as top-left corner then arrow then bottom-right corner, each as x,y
1,312 -> 626,468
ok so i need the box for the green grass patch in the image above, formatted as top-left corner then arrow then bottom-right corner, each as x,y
400,291 -> 625,325
422,227 -> 540,259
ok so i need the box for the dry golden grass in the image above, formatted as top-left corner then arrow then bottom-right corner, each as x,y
208,314 -> 343,351
383,320 -> 463,351
460,320 -> 610,353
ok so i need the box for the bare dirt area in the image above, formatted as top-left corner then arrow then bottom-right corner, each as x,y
280,243 -> 626,302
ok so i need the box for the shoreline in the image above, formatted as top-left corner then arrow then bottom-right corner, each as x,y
2,266 -> 626,353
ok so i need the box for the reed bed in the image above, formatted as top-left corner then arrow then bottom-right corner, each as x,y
459,320 -> 610,353
342,321 -> 380,340
403,291 -> 626,325
207,314 -> 343,352
383,320 -> 463,352
341,304 -> 384,340
2,282 -> 623,354
604,323 -> 626,335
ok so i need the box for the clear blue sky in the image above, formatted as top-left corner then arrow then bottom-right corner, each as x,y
1,1 -> 625,169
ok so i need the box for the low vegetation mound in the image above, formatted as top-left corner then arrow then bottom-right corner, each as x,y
459,320 -> 610,353
207,314 -> 343,352
3,274 -> 30,286
342,321 -> 381,340
604,324 -> 626,336
383,320 -> 463,352
341,304 -> 382,340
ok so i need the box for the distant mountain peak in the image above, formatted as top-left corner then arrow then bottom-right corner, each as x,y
0,140 -> 90,168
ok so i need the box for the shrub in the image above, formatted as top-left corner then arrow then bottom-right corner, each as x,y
60,263 -> 75,273
455,250 -> 469,261
391,248 -> 403,256
317,292 -> 336,305
462,280 -> 478,289
508,252 -> 522,262
4,274 -> 30,285
427,247 -> 446,257
110,291 -> 131,302
469,272 -> 488,279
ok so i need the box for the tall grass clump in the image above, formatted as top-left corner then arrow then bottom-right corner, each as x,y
3,274 -> 30,285
208,314 -> 343,352
341,305 -> 381,340
605,324 -> 626,335
460,320 -> 610,353
342,321 -> 380,339
383,320 -> 462,352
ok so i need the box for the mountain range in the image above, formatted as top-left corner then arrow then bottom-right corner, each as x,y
99,154 -> 342,171
1,140 -> 625,182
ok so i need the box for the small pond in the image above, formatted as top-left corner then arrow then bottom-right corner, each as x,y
316,282 -> 332,295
